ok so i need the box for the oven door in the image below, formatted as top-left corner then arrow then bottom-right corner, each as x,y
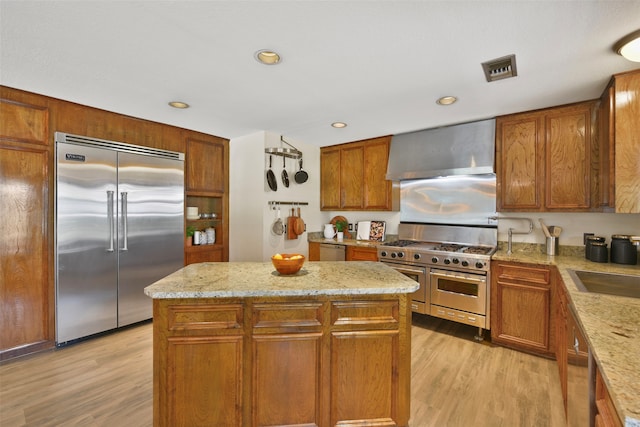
430,268 -> 487,315
382,262 -> 428,314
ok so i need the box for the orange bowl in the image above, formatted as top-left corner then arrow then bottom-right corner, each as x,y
271,254 -> 305,275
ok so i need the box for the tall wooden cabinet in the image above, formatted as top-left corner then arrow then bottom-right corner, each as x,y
0,96 -> 54,361
320,136 -> 399,211
0,85 -> 229,360
496,101 -> 597,212
184,135 -> 229,265
597,69 -> 640,213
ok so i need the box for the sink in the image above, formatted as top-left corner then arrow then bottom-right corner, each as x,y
569,270 -> 640,299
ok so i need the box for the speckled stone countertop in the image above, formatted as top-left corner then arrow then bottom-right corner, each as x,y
307,232 -> 398,248
144,261 -> 419,299
494,243 -> 640,426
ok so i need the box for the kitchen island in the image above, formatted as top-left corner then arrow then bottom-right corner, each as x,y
144,261 -> 418,427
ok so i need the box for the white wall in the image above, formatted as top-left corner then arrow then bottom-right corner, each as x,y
494,212 -> 640,247
230,133 -> 639,259
229,131 -> 324,261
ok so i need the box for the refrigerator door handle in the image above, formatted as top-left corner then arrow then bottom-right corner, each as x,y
121,191 -> 129,251
107,191 -> 115,252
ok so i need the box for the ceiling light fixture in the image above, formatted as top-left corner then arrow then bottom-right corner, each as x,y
255,49 -> 281,65
331,122 -> 347,128
613,29 -> 640,62
436,96 -> 457,106
168,101 -> 189,109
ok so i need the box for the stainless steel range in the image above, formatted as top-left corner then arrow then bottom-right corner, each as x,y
378,222 -> 497,340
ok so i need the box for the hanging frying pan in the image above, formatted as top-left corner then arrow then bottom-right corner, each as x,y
281,156 -> 289,188
294,157 -> 308,184
266,155 -> 277,191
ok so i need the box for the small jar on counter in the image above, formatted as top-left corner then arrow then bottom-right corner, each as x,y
610,235 -> 638,265
585,236 -> 605,260
590,242 -> 608,263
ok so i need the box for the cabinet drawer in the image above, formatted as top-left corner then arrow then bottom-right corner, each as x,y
331,300 -> 399,327
253,302 -> 324,330
496,263 -> 550,285
168,304 -> 243,331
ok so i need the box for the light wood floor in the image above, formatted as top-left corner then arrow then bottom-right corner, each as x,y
0,314 -> 565,427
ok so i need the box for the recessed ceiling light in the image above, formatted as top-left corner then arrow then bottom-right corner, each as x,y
255,50 -> 281,65
436,96 -> 457,106
613,29 -> 640,62
168,101 -> 189,109
331,122 -> 347,128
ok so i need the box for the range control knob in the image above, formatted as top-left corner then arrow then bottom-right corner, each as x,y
391,253 -> 397,258
414,253 -> 421,260
452,258 -> 460,264
461,260 -> 469,267
381,251 -> 388,257
431,257 -> 438,263
444,259 -> 451,265
475,261 -> 484,269
397,252 -> 405,258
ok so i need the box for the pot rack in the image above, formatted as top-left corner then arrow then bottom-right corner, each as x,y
265,136 -> 302,159
269,201 -> 309,209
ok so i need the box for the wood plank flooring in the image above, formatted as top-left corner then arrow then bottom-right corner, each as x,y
0,315 -> 565,427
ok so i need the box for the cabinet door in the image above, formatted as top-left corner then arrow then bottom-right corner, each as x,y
546,104 -> 592,210
346,246 -> 378,261
491,262 -> 554,356
186,137 -> 226,194
185,246 -> 223,265
308,242 -> 321,261
321,148 -> 341,210
340,143 -> 364,209
496,114 -> 544,211
363,136 -> 392,210
613,70 -> 640,213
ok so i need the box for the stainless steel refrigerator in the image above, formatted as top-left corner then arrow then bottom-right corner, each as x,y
55,132 -> 184,344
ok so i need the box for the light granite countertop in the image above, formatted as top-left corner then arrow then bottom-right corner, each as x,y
493,243 -> 640,427
144,261 -> 419,299
307,232 -> 398,248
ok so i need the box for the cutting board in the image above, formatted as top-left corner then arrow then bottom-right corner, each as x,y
287,208 -> 298,240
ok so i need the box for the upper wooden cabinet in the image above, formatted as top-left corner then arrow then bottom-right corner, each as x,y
320,136 -> 399,211
185,135 -> 227,195
496,101 -> 597,212
598,69 -> 640,213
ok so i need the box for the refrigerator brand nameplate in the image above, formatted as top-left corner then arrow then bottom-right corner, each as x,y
65,153 -> 86,162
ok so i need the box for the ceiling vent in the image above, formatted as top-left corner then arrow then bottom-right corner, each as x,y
481,54 -> 517,82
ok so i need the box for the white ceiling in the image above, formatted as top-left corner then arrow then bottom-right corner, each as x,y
2,1 -> 639,147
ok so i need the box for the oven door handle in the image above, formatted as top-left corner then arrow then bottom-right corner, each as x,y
430,270 -> 486,284
393,265 -> 426,275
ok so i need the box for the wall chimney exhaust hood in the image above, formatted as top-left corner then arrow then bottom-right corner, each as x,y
386,118 -> 495,180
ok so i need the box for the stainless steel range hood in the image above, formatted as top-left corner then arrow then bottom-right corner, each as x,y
386,118 -> 495,180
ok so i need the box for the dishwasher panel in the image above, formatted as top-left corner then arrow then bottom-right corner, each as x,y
319,244 -> 346,261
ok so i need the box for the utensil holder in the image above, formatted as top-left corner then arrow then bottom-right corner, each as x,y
545,236 -> 558,256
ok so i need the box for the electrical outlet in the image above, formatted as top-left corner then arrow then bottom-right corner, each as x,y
348,223 -> 354,231
583,232 -> 594,245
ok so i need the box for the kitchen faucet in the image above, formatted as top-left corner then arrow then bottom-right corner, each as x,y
488,216 -> 534,255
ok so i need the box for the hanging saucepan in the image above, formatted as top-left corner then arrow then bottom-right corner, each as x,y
281,156 -> 289,188
266,155 -> 277,191
294,157 -> 308,184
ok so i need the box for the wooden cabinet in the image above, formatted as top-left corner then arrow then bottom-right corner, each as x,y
496,101 -> 597,211
598,69 -> 640,213
595,366 -> 623,427
184,134 -> 229,264
0,85 -> 229,360
0,97 -> 53,361
556,275 -> 569,415
491,261 -> 555,357
153,294 -> 411,427
308,241 -> 320,261
346,245 -> 378,261
321,136 -> 399,211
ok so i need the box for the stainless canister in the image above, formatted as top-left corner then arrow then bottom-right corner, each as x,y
545,236 -> 559,256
